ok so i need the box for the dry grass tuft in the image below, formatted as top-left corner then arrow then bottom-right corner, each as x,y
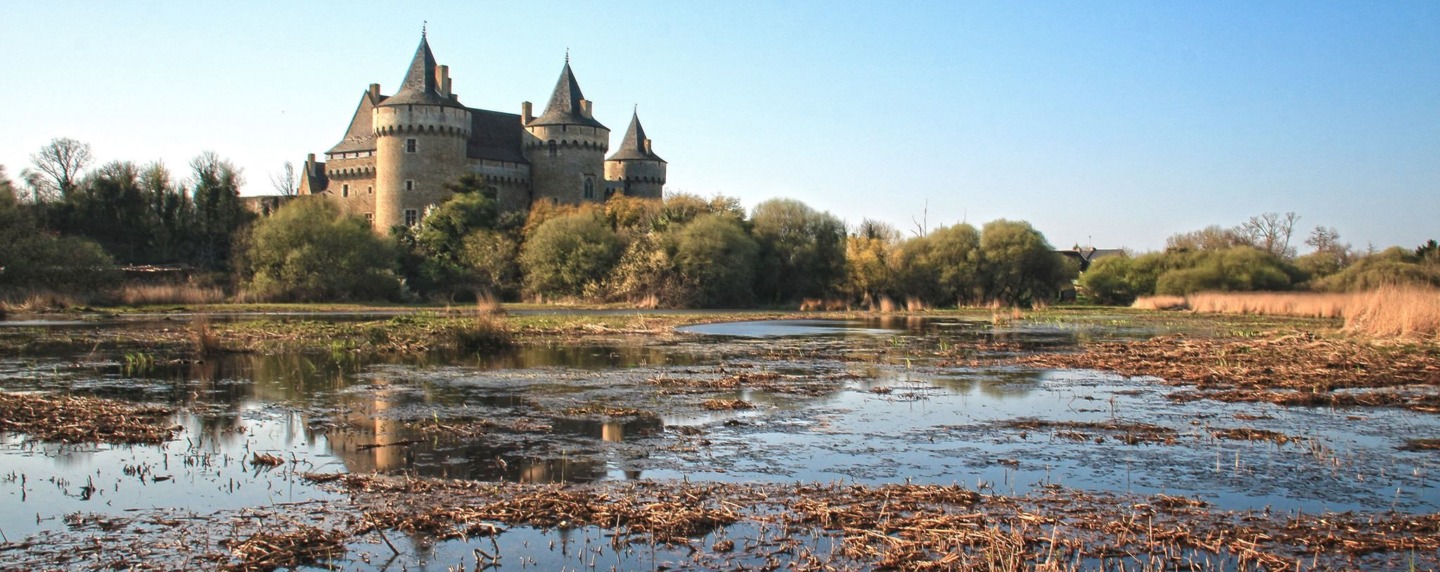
875,295 -> 898,313
905,297 -> 929,312
474,290 -> 505,315
0,290 -> 85,313
118,283 -> 226,306
1131,295 -> 1188,311
190,315 -> 223,356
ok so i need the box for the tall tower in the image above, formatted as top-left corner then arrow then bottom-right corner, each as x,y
604,111 -> 667,199
372,32 -> 471,233
522,57 -> 609,205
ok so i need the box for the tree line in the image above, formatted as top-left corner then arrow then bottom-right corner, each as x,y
1079,212 -> 1440,305
2,138 -> 1080,308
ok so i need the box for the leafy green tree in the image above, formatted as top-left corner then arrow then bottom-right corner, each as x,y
1078,255 -> 1149,305
51,161 -> 156,263
519,210 -> 622,299
673,213 -> 759,307
845,219 -> 901,306
892,223 -> 983,306
750,198 -> 846,303
459,229 -> 522,299
0,179 -> 116,297
604,231 -> 681,305
979,219 -> 1074,306
240,199 -> 400,302
190,152 -> 252,271
397,177 -> 500,300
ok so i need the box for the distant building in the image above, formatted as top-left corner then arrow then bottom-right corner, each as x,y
1059,246 -> 1125,272
297,32 -> 667,233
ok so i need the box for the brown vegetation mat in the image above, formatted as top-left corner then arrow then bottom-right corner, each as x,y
0,392 -> 178,444
6,475 -> 1438,570
648,370 -> 848,397
1011,332 -> 1440,411
312,474 -> 1438,570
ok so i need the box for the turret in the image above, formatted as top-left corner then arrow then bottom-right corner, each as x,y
523,55 -> 609,205
604,110 -> 666,199
372,31 -> 471,233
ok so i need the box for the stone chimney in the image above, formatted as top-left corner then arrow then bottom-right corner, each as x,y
521,101 -> 533,124
643,139 -> 653,155
438,65 -> 451,97
368,83 -> 381,101
580,99 -> 593,119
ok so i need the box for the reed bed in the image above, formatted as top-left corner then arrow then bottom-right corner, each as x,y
1133,286 -> 1440,338
116,283 -> 227,306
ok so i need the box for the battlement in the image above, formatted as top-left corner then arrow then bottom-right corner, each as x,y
373,105 -> 472,138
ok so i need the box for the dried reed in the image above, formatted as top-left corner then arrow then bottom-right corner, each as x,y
117,283 -> 226,306
1135,286 -> 1440,338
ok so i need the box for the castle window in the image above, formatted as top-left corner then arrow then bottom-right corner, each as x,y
406,138 -> 417,153
405,179 -> 415,191
547,140 -> 557,157
341,184 -> 349,198
367,186 -> 373,194
404,209 -> 418,227
364,213 -> 374,226
583,176 -> 595,199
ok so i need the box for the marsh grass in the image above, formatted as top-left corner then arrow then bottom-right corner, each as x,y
118,283 -> 226,306
1133,286 -> 1440,338
0,290 -> 86,313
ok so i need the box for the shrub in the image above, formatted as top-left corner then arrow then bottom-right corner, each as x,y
240,199 -> 400,302
673,214 -> 759,308
519,210 -> 622,299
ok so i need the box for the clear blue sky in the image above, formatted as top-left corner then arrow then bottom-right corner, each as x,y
2,1 -> 1436,252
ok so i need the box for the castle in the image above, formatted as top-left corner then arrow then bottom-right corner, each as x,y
297,32 -> 667,232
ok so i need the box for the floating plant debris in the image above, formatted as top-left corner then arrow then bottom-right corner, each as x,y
0,392 -> 178,445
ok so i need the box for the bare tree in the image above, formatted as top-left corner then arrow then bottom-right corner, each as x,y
269,161 -> 297,196
1166,225 -> 1248,252
1304,225 -> 1345,255
24,137 -> 93,201
1237,212 -> 1299,259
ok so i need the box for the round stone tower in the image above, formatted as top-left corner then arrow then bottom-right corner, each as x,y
373,33 -> 471,233
523,57 -> 609,205
604,111 -> 667,199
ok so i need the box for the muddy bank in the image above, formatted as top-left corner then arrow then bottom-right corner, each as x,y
1010,332 -> 1440,412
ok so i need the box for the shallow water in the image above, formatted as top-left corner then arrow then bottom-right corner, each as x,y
1,315 -> 1436,567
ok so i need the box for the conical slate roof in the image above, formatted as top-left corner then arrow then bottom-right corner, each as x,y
381,34 -> 461,108
529,59 -> 606,128
606,111 -> 664,162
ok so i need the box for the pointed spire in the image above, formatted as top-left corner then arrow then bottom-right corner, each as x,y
380,31 -> 458,107
607,109 -> 663,162
529,55 -> 606,128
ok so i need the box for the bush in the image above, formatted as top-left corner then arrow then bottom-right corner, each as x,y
1154,247 -> 1293,295
240,199 -> 400,302
673,214 -> 759,307
519,210 -> 622,299
979,219 -> 1074,306
1314,247 -> 1440,292
0,191 -> 117,298
751,198 -> 846,303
